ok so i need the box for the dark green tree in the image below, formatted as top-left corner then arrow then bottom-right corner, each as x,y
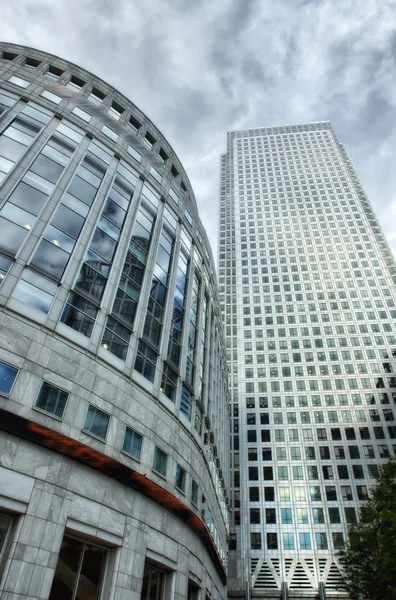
338,457 -> 396,600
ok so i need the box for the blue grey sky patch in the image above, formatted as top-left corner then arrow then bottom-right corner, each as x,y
1,0 -> 396,256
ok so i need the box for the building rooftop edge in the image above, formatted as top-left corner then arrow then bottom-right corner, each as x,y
227,120 -> 333,135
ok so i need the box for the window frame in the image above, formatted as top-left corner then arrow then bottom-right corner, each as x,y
82,404 -> 111,441
0,513 -> 13,567
0,360 -> 19,397
49,532 -> 108,600
33,380 -> 69,420
153,446 -> 168,478
122,426 -> 143,461
175,464 -> 186,493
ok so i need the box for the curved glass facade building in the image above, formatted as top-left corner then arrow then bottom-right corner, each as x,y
0,43 -> 229,600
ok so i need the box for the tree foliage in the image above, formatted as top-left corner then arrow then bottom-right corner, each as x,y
338,458 -> 396,600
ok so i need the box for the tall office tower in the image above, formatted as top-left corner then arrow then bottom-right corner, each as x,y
219,122 -> 396,600
0,43 -> 229,600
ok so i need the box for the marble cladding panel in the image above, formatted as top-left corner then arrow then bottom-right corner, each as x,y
0,435 -> 226,600
0,466 -> 35,504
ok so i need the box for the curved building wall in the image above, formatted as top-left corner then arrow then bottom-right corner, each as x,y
0,42 -> 230,600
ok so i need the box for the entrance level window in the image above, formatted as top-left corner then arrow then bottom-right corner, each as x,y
188,581 -> 200,600
49,534 -> 107,600
0,514 -> 13,562
141,563 -> 166,600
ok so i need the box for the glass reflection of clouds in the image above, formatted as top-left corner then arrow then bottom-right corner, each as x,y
32,239 -> 69,279
13,279 -> 53,313
45,225 -> 76,253
90,228 -> 116,262
7,181 -> 48,215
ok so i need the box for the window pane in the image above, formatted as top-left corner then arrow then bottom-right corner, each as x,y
141,564 -> 165,600
68,175 -> 97,206
75,263 -> 107,302
61,292 -> 98,336
83,405 -> 110,440
7,181 -> 48,215
101,316 -> 130,360
0,514 -> 12,556
49,536 -> 83,600
76,542 -> 106,599
0,202 -> 36,229
0,217 -> 28,253
123,427 -> 142,459
52,204 -> 84,238
49,535 -> 106,600
153,447 -> 167,476
0,361 -> 18,395
32,239 -> 70,279
13,279 -> 54,313
134,340 -> 157,382
30,154 -> 63,184
102,198 -> 126,229
176,464 -> 186,492
89,228 -> 117,262
0,134 -> 26,161
35,382 -> 68,418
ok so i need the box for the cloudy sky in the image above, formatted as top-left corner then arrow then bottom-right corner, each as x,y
2,0 -> 396,258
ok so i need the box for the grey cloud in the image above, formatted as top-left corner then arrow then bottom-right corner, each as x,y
1,0 -> 396,257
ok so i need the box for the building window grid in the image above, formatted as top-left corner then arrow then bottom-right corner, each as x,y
225,127 -> 396,566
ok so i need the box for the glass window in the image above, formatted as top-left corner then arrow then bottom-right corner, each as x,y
0,253 -> 12,285
6,180 -> 48,215
283,533 -> 295,550
49,534 -> 107,600
316,532 -> 328,550
31,238 -> 70,279
310,486 -> 321,501
153,447 -> 168,477
345,507 -> 357,524
8,75 -> 30,88
313,508 -> 324,524
141,564 -> 167,600
61,292 -> 98,337
0,90 -> 19,117
332,532 -> 344,549
134,340 -> 158,382
122,427 -> 142,460
101,316 -> 130,361
175,464 -> 186,492
41,90 -> 62,104
83,405 -> 110,440
160,362 -> 178,403
34,382 -> 68,418
250,508 -> 261,523
267,533 -> 278,550
0,361 -> 19,396
52,204 -> 84,239
251,532 -> 261,549
299,533 -> 311,550
281,508 -> 292,524
191,480 -> 199,506
0,514 -> 12,561
30,154 -> 63,184
12,270 -> 57,313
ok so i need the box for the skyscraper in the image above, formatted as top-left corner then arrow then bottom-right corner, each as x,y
0,43 -> 229,600
219,122 -> 396,600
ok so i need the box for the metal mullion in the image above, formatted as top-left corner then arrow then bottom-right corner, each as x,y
96,547 -> 108,600
71,540 -> 86,600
